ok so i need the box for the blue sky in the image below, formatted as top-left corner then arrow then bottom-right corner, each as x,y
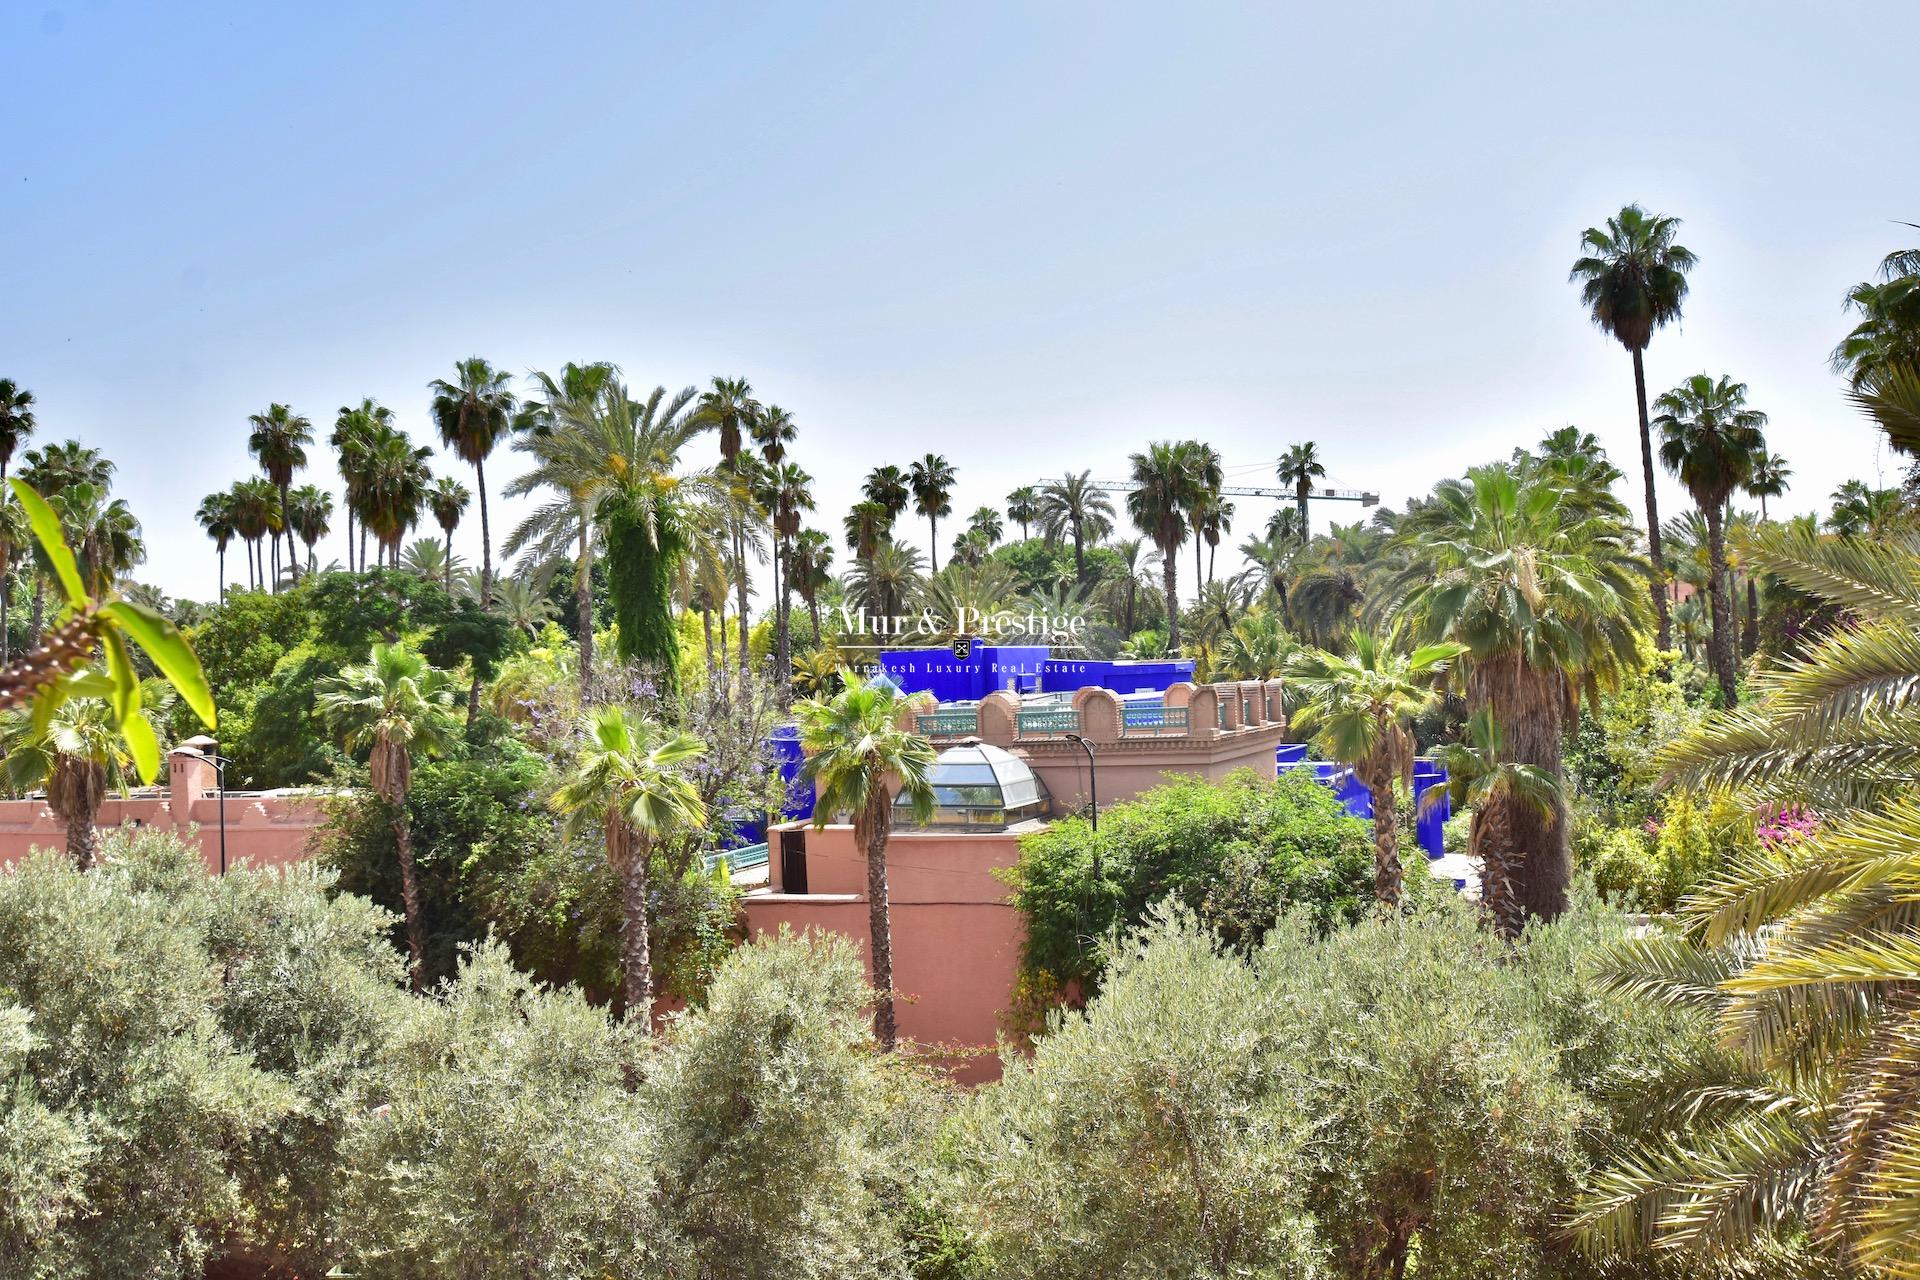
4,1 -> 1917,600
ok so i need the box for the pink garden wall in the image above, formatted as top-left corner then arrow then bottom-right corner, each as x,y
0,747 -> 326,872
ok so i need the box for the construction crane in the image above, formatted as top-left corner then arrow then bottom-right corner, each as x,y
1042,479 -> 1380,506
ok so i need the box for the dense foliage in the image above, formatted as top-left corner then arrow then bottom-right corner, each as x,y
1008,767 -> 1374,994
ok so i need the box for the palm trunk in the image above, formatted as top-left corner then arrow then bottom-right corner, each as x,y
1473,801 -> 1522,941
702,607 -> 715,670
475,457 -> 493,604
1368,772 -> 1402,913
1468,655 -> 1568,924
774,538 -> 790,682
344,509 -> 355,572
1745,576 -> 1760,657
615,820 -> 654,1023
1162,547 -> 1181,652
1296,486 -> 1309,543
928,516 -> 939,574
1631,347 -> 1672,649
862,789 -> 899,1051
577,524 -> 595,702
444,535 -> 454,594
733,518 -> 750,685
217,545 -> 226,603
1072,525 -> 1086,585
65,804 -> 98,871
2,564 -> 10,666
359,526 -> 368,574
29,578 -> 43,643
393,801 -> 426,991
278,483 -> 292,586
808,592 -> 822,643
1705,503 -> 1737,705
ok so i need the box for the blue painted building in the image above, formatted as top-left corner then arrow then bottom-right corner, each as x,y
1276,743 -> 1450,860
876,642 -> 1194,702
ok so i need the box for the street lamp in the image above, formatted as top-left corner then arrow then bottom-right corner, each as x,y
1063,733 -> 1100,880
180,734 -> 228,875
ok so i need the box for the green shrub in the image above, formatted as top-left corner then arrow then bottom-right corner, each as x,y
1007,767 -> 1372,992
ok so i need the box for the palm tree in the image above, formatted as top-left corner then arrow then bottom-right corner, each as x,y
490,575 -> 556,636
1096,537 -> 1159,635
316,643 -> 460,989
195,492 -> 236,603
967,505 -> 1004,548
332,398 -> 393,572
1570,203 -> 1698,648
795,682 -> 937,1050
1006,486 -> 1038,541
285,484 -> 333,575
428,476 -> 471,593
909,454 -> 956,574
751,403 -> 797,466
763,461 -> 814,678
4,694 -> 136,870
359,426 -> 434,569
698,375 -> 761,682
1035,471 -> 1116,585
1744,450 -> 1792,521
1127,442 -> 1203,653
246,403 -> 313,588
508,379 -> 711,686
1421,709 -> 1561,939
843,500 -> 891,559
227,477 -> 278,591
19,442 -> 113,642
50,483 -> 144,596
864,465 -> 912,527
1653,374 -> 1768,704
1388,462 -> 1651,923
789,528 -> 834,642
427,357 -> 518,601
401,538 -> 452,585
1587,523 -> 1920,1272
1288,635 -> 1461,910
1827,480 -> 1906,538
851,540 -> 923,622
1214,610 -> 1293,681
1276,442 -> 1326,543
0,380 -> 34,660
1831,238 -> 1920,390
512,362 -> 620,694
549,705 -> 707,1020
1182,445 -> 1225,590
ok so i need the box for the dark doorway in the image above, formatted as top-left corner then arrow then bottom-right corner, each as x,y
779,829 -> 809,895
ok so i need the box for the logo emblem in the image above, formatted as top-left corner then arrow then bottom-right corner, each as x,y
952,637 -> 972,660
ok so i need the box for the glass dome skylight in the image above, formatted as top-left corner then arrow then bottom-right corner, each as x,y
898,742 -> 1052,830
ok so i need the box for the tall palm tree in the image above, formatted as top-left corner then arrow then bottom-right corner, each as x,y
512,361 -> 620,695
1184,444 -> 1225,589
20,442 -> 112,642
909,453 -> 956,574
49,482 -> 144,596
0,380 -> 34,661
1653,374 -> 1768,704
1006,485 -> 1038,541
317,643 -> 460,989
1289,635 -> 1462,911
1827,480 -> 1906,538
863,465 -> 912,527
789,527 -> 834,642
1421,709 -> 1561,939
427,357 -> 518,601
285,484 -> 333,575
246,403 -> 312,590
967,505 -> 1004,547
509,379 -> 712,687
1097,536 -> 1159,635
763,461 -> 814,678
843,500 -> 891,559
1035,471 -> 1116,585
1127,442 -> 1202,652
359,426 -> 434,569
1570,203 -> 1698,648
428,476 -> 471,593
549,704 -> 707,1020
697,375 -> 761,682
795,682 -> 937,1051
196,492 -> 237,602
332,398 -> 393,572
1276,442 -> 1326,543
1388,462 -> 1651,922
227,478 -> 278,591
1745,450 -> 1792,521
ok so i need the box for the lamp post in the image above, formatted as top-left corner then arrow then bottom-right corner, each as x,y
206,752 -> 229,876
1064,732 -> 1100,883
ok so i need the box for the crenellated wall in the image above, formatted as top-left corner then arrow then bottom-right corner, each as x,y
0,747 -> 326,872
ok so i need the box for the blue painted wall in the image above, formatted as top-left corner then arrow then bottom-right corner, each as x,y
1039,657 -> 1194,696
876,644 -> 1052,702
724,723 -> 814,849
1277,746 -> 1450,860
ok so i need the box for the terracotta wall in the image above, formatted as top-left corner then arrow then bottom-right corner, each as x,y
0,748 -> 326,872
745,822 -> 1027,1083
